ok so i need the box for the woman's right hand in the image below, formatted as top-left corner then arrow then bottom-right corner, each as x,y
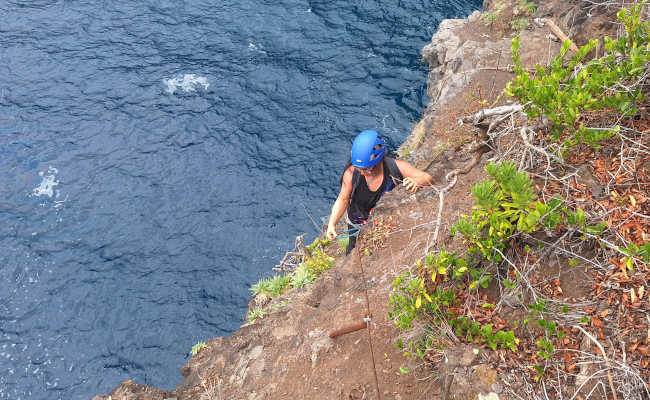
326,224 -> 337,240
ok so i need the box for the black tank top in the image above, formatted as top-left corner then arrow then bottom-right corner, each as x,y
347,158 -> 400,224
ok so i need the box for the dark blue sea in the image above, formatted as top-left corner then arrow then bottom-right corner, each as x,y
0,1 -> 480,398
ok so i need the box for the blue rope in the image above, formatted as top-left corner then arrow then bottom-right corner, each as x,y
334,224 -> 361,239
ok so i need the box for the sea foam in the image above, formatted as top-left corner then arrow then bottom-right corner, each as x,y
163,74 -> 209,94
32,167 -> 59,198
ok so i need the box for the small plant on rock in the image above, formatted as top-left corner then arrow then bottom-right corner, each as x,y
481,1 -> 505,27
303,247 -> 335,277
247,308 -> 267,324
268,274 -> 292,297
250,277 -> 272,301
291,264 -> 315,288
191,341 -> 207,356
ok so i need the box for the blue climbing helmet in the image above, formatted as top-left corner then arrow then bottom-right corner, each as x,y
350,130 -> 386,168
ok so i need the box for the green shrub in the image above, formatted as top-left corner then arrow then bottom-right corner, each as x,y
247,308 -> 267,324
387,161 -> 606,361
515,0 -> 537,16
506,1 -> 649,147
338,237 -> 350,253
303,247 -> 335,276
451,317 -> 518,351
190,342 -> 207,355
388,271 -> 441,331
268,274 -> 292,297
452,161 -> 553,263
304,237 -> 332,254
291,264 -> 315,288
510,17 -> 529,31
250,277 -> 272,299
481,1 -> 505,27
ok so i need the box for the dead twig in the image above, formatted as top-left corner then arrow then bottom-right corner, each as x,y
538,18 -> 580,53
574,325 -> 618,400
459,104 -> 524,126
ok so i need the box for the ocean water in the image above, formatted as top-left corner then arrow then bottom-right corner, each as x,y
0,1 -> 480,398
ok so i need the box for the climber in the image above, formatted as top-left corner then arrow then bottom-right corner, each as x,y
326,130 -> 434,254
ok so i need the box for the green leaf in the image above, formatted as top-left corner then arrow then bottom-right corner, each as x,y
399,367 -> 409,374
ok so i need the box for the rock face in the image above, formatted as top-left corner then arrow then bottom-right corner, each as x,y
421,12 -> 495,108
93,2 -> 621,399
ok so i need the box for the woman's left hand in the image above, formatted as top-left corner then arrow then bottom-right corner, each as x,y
403,177 -> 419,193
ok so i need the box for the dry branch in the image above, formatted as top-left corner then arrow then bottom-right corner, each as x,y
459,104 -> 524,126
540,18 -> 580,53
574,325 -> 618,400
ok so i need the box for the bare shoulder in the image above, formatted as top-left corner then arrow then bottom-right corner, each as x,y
394,159 -> 419,177
338,166 -> 355,196
342,165 -> 355,184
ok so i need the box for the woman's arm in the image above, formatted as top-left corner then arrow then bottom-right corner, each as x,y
394,159 -> 434,193
326,167 -> 354,239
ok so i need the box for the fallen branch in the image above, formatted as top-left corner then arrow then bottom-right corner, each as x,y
431,172 -> 458,244
459,104 -> 524,126
540,18 -> 580,53
574,325 -> 618,400
273,234 -> 306,272
519,126 -> 563,167
428,143 -> 488,250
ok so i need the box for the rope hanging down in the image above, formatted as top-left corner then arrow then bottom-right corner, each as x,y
355,228 -> 382,400
328,224 -> 382,400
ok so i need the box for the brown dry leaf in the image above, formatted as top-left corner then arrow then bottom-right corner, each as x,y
599,309 -> 610,318
639,286 -> 645,300
622,268 -> 630,280
591,317 -> 604,328
630,342 -> 639,351
631,288 -> 637,304
566,363 -> 577,372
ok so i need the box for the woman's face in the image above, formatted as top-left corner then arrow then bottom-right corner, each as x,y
357,163 -> 379,178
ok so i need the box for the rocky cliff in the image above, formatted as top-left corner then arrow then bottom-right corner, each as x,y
93,1 -> 643,399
